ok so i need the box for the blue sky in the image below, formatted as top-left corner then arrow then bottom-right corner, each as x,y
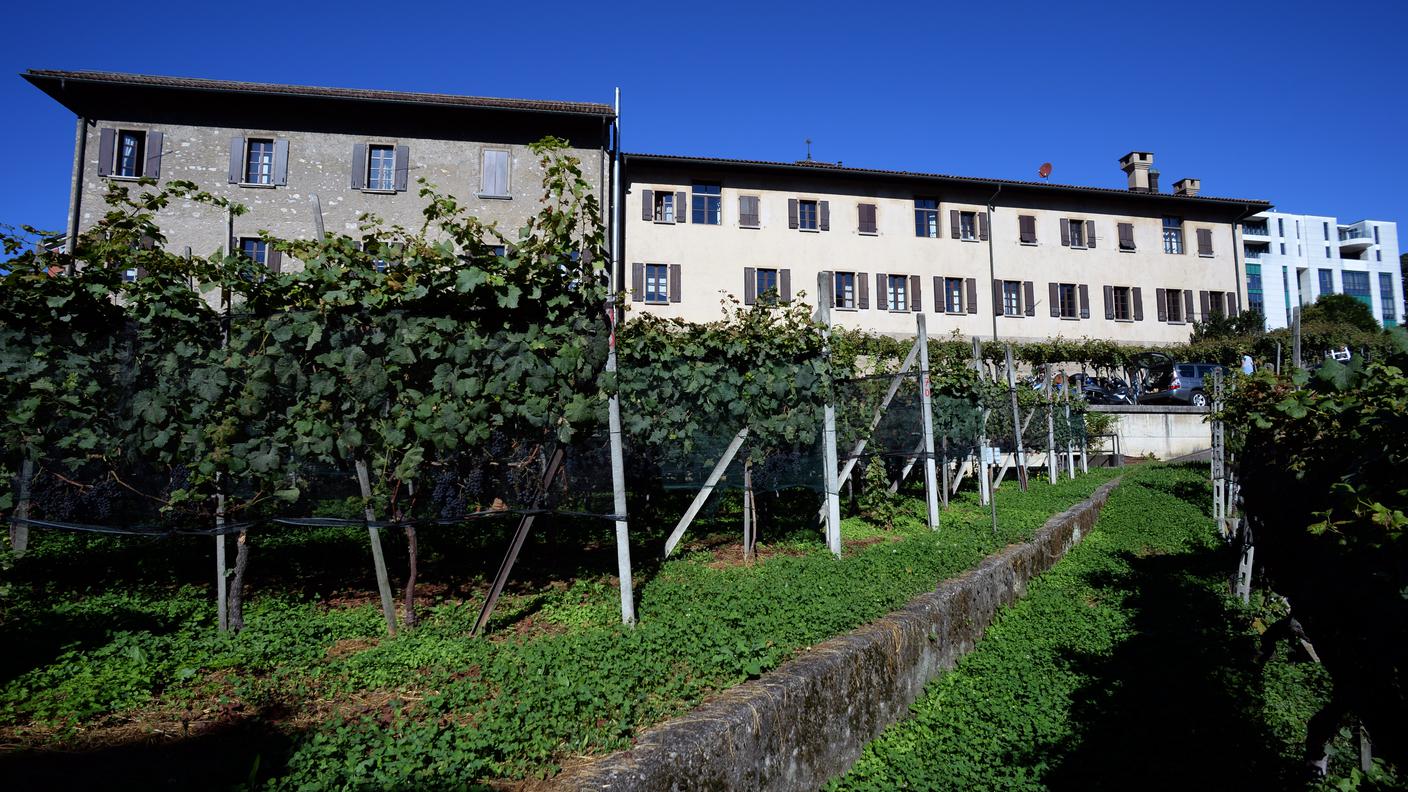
3,0 -> 1405,248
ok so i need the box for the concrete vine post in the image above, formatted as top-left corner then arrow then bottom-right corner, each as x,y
1044,365 -> 1057,484
1004,343 -> 1028,491
972,337 -> 990,506
818,272 -> 842,557
916,314 -> 940,530
9,458 -> 32,556
1063,370 -> 1075,480
355,459 -> 399,637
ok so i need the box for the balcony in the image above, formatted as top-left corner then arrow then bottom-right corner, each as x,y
1338,227 -> 1373,253
1241,223 -> 1270,238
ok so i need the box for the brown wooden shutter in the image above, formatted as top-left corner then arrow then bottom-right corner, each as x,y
1156,288 -> 1167,321
1183,290 -> 1195,320
228,137 -> 245,183
669,264 -> 682,303
780,269 -> 792,302
876,273 -> 887,310
910,274 -> 921,312
641,190 -> 653,221
1085,220 -> 1096,249
268,249 -> 283,274
1199,290 -> 1211,320
350,143 -> 367,189
859,203 -> 876,233
394,145 -> 410,191
935,276 -> 945,312
1197,228 -> 1213,255
1133,287 -> 1144,321
950,209 -> 961,238
858,272 -> 869,309
1024,281 -> 1036,316
631,262 -> 644,302
1019,214 -> 1035,243
1227,292 -> 1238,315
819,201 -> 830,231
273,139 -> 289,186
675,191 -> 687,223
144,131 -> 163,178
788,199 -> 799,229
1049,282 -> 1060,317
966,277 -> 978,314
1059,218 -> 1071,246
1118,222 -> 1134,250
97,128 -> 115,176
1079,284 -> 1090,318
1104,285 -> 1115,319
744,267 -> 756,305
978,211 -> 989,241
993,279 -> 1003,316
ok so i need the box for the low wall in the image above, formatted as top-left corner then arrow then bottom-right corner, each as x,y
1090,404 -> 1210,460
547,478 -> 1122,792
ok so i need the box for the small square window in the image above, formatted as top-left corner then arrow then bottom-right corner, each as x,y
645,263 -> 669,304
1112,286 -> 1132,320
886,274 -> 908,311
834,272 -> 856,309
1058,283 -> 1078,318
914,198 -> 939,238
1003,281 -> 1023,316
1165,289 -> 1184,322
1163,217 -> 1185,254
798,200 -> 819,231
1068,220 -> 1085,248
944,276 -> 964,313
367,145 -> 396,191
756,268 -> 780,304
653,191 -> 675,223
245,139 -> 275,185
240,237 -> 268,266
692,183 -> 721,225
959,211 -> 977,241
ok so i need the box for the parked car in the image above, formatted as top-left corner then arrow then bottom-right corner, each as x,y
1134,353 -> 1229,407
1070,373 -> 1136,405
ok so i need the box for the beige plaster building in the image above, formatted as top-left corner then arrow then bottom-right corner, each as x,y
24,70 -> 614,270
623,152 -> 1270,343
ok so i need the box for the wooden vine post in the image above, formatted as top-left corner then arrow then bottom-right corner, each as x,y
818,272 -> 842,556
916,313 -> 940,529
355,459 -> 398,637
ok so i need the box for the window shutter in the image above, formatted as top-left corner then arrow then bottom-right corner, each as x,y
641,190 -> 653,221
1156,288 -> 1168,321
1199,290 -> 1210,320
910,274 -> 921,312
1049,282 -> 1060,317
228,137 -> 245,183
876,273 -> 887,310
966,277 -> 978,314
1118,222 -> 1134,250
1079,284 -> 1090,318
1227,292 -> 1238,315
859,203 -> 876,233
144,131 -> 163,178
1183,290 -> 1195,320
1133,287 -> 1144,321
788,199 -> 799,229
1085,220 -> 1096,249
934,276 -> 944,312
676,191 -> 687,223
1197,228 -> 1213,255
1019,215 -> 1036,244
350,143 -> 367,189
268,249 -> 282,274
492,150 -> 510,195
631,262 -> 644,302
273,139 -> 289,186
1023,281 -> 1035,316
97,128 -> 115,176
858,272 -> 869,309
819,200 -> 830,231
744,267 -> 756,305
1059,218 -> 1071,246
950,209 -> 961,238
394,145 -> 410,191
1104,285 -> 1115,319
978,211 -> 989,241
740,195 -> 759,227
993,279 -> 1003,316
669,264 -> 682,303
780,269 -> 792,302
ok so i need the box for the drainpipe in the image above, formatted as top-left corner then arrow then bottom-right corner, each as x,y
612,88 -> 624,318
65,115 -> 88,273
986,184 -> 1003,342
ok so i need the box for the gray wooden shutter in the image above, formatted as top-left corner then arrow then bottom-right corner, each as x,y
1059,218 -> 1071,246
1085,220 -> 1096,249
1104,285 -> 1115,319
273,139 -> 289,186
394,145 -> 410,191
1156,288 -> 1168,321
950,210 -> 961,238
1019,214 -> 1035,243
1197,228 -> 1213,255
876,273 -> 887,310
1199,290 -> 1211,320
676,191 -> 687,223
934,276 -> 945,312
993,279 -> 1003,316
1118,222 -> 1134,250
1227,292 -> 1239,315
740,195 -> 759,226
780,269 -> 792,302
910,275 -> 921,312
631,262 -> 644,301
1133,287 -> 1144,321
669,264 -> 682,303
978,211 -> 989,241
1183,290 -> 1195,321
788,199 -> 799,229
642,190 -> 653,221
966,277 -> 978,314
350,143 -> 367,189
268,249 -> 282,274
858,272 -> 869,309
1024,281 -> 1036,316
144,131 -> 163,178
1079,284 -> 1090,318
744,267 -> 756,305
819,201 -> 830,231
228,137 -> 245,183
1049,282 -> 1060,317
97,128 -> 115,176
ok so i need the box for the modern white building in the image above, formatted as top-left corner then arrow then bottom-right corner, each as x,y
1242,211 -> 1401,329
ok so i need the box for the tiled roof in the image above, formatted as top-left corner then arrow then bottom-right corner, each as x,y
626,152 -> 1271,208
24,69 -> 614,118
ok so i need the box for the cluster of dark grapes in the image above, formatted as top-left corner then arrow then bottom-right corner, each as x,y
430,466 -> 468,519
753,447 -> 821,492
30,473 -> 124,524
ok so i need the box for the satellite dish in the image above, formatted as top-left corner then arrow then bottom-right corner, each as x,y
1038,162 -> 1053,179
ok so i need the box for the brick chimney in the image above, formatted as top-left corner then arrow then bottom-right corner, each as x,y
1173,178 -> 1201,197
1119,151 -> 1154,192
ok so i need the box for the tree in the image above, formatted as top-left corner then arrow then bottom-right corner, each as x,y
1301,293 -> 1380,333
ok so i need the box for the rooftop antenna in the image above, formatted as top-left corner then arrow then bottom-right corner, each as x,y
805,138 -> 813,161
1038,162 -> 1052,180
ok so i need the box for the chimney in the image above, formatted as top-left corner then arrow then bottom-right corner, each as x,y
1119,151 -> 1154,192
1173,178 -> 1201,197
1148,169 -> 1160,193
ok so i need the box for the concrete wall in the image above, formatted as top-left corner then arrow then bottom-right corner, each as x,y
1090,404 -> 1210,459
546,478 -> 1121,792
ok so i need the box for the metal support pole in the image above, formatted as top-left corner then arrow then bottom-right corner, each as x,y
1063,373 -> 1075,479
818,272 -> 843,556
64,115 -> 87,268
1005,344 -> 1028,491
1045,365 -> 1057,484
473,448 -> 567,635
916,314 -> 940,529
664,428 -> 749,556
972,337 -> 990,506
605,90 -> 635,626
355,459 -> 399,637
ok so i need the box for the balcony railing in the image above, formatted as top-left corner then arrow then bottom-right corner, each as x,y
1338,228 -> 1371,241
1241,223 -> 1270,236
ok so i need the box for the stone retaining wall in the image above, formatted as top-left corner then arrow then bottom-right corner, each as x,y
549,477 -> 1122,791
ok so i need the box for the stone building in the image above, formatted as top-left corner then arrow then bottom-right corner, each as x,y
623,151 -> 1271,343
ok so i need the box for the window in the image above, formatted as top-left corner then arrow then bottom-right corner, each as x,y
1207,290 -> 1226,318
1343,270 -> 1371,308
739,195 -> 760,228
797,200 -> 819,231
1112,286 -> 1132,320
1067,219 -> 1085,247
692,182 -> 721,225
1374,225 -> 1380,244
1002,281 -> 1023,316
652,191 -> 675,223
914,198 -> 939,238
1165,289 -> 1184,322
959,211 -> 977,241
1163,216 -> 1184,254
1280,242 -> 1286,255
1380,272 -> 1397,325
835,272 -> 856,309
240,237 -> 268,266
1376,250 -> 1382,262
944,277 -> 964,313
1196,228 -> 1214,256
1018,215 -> 1037,244
645,263 -> 669,304
367,145 -> 396,191
245,139 -> 275,185
1323,221 -> 1330,240
756,268 -> 780,303
115,130 -> 145,178
1118,222 -> 1135,251
1057,283 -> 1078,318
857,203 -> 877,234
1277,218 -> 1284,237
478,149 -> 510,196
1318,268 -> 1334,295
1325,246 -> 1331,259
886,274 -> 908,311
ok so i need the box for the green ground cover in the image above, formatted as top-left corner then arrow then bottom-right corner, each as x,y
0,469 -> 1118,789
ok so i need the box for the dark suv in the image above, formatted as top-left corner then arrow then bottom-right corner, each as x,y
1135,354 -> 1229,407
